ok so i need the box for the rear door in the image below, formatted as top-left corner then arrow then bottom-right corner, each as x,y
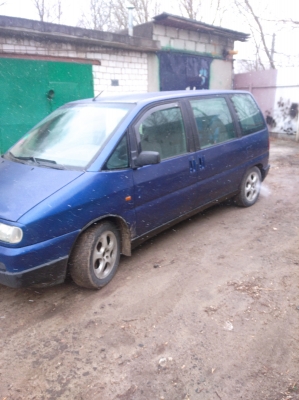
131,102 -> 197,236
228,93 -> 269,170
186,95 -> 244,204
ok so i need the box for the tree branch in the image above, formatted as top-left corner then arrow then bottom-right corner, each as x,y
243,0 -> 275,68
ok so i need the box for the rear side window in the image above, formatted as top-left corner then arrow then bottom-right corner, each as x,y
230,94 -> 265,135
190,97 -> 236,148
137,106 -> 187,160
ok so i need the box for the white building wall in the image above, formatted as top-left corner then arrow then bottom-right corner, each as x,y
210,59 -> 233,90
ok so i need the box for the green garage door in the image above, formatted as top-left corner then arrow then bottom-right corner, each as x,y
0,58 -> 94,153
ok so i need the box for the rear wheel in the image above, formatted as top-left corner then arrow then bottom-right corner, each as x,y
235,167 -> 262,207
69,222 -> 121,289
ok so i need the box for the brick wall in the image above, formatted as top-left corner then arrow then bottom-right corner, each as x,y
0,36 -> 149,95
92,51 -> 148,95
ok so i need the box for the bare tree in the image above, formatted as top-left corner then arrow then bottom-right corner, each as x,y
79,0 -> 161,32
179,0 -> 201,20
54,0 -> 62,24
108,0 -> 128,30
210,0 -> 222,25
245,0 -> 274,68
110,0 -> 162,30
232,0 -> 299,72
178,0 -> 227,26
32,0 -> 63,23
33,0 -> 46,21
234,0 -> 276,70
78,0 -> 113,30
291,20 -> 299,26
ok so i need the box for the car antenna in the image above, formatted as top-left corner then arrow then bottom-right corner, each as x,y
92,91 -> 104,101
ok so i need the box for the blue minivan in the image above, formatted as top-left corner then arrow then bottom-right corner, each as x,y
0,90 -> 269,289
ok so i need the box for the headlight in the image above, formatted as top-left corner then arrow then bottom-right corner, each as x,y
0,223 -> 23,244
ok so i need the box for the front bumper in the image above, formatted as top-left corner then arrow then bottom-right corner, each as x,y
0,257 -> 68,288
0,230 -> 79,288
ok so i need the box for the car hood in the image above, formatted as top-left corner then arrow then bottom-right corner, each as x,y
0,159 -> 83,222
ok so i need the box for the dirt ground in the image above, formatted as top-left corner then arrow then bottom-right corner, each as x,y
1,138 -> 299,400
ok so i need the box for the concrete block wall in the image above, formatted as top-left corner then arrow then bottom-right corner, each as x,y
92,51 -> 148,95
0,36 -> 149,95
153,25 -> 233,57
152,24 -> 234,90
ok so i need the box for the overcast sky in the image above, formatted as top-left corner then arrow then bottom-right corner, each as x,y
1,0 -> 298,69
2,0 -> 298,28
1,0 -> 78,24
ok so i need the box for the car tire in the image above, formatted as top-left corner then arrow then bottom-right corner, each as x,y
234,166 -> 262,207
69,221 -> 121,289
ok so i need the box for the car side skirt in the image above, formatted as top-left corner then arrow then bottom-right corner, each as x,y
131,191 -> 239,249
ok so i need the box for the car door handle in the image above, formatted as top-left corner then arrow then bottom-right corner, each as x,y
189,159 -> 197,173
198,156 -> 205,170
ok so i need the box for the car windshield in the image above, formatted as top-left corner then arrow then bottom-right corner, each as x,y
7,103 -> 134,168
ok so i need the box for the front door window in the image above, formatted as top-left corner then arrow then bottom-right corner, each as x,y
138,106 -> 187,159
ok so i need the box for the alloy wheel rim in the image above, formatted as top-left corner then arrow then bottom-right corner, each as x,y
245,172 -> 260,202
92,230 -> 117,279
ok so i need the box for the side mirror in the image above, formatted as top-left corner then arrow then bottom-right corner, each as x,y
134,151 -> 161,167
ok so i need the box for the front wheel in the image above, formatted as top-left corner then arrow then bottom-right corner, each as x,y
69,222 -> 121,289
234,167 -> 262,207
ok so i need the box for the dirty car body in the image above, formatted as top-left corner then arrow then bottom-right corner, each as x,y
0,90 -> 270,289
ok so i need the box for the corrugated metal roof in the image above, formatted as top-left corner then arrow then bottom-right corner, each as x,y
153,13 -> 249,42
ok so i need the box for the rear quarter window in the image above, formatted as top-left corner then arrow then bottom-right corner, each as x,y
230,94 -> 265,136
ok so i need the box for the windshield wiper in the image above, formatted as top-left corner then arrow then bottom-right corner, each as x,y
35,158 -> 65,170
8,152 -> 33,164
8,152 -> 65,169
11,154 -> 38,163
35,157 -> 56,164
